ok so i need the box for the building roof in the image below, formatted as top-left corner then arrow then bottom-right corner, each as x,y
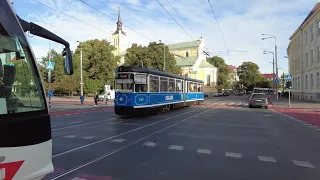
227,65 -> 237,71
175,57 -> 197,67
299,3 -> 320,28
290,3 -> 320,39
168,40 -> 201,51
262,73 -> 276,79
198,60 -> 215,68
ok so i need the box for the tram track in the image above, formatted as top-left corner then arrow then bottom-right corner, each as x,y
48,105 -> 213,180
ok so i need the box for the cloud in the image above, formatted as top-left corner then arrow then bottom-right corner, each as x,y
16,0 -> 317,74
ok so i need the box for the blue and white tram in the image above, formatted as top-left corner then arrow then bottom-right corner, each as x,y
114,66 -> 204,116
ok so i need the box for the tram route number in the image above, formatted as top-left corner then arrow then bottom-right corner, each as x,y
138,97 -> 144,102
165,95 -> 174,101
0,168 -> 5,180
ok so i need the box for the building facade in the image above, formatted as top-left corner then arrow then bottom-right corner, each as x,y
288,3 -> 320,101
111,8 -> 128,65
167,37 -> 218,94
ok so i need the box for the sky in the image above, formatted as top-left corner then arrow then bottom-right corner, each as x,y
11,0 -> 318,74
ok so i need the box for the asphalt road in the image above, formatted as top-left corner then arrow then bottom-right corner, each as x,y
45,95 -> 320,180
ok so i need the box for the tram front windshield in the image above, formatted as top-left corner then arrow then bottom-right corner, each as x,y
0,20 -> 46,115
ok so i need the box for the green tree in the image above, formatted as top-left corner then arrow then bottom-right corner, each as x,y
74,39 -> 119,94
207,56 -> 230,90
237,61 -> 263,90
125,42 -> 181,75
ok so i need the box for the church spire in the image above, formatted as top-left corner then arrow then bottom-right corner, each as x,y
116,7 -> 122,31
113,7 -> 126,35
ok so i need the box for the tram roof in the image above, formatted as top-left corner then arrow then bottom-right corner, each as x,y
116,66 -> 203,83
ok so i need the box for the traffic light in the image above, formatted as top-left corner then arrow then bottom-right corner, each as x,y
51,72 -> 56,83
286,81 -> 292,89
44,72 -> 48,83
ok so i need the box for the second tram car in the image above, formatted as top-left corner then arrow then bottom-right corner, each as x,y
114,66 -> 204,116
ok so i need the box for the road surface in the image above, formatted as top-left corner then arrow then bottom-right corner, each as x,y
45,95 -> 320,180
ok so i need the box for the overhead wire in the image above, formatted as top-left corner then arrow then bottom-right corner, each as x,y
163,0 -> 197,39
78,0 -> 152,41
31,0 -> 107,33
156,0 -> 194,41
207,0 -> 229,53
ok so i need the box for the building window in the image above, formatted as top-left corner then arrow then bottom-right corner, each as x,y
311,74 -> 314,88
310,25 -> 314,41
186,51 -> 189,57
318,21 -> 320,36
304,30 -> 308,45
311,50 -> 314,65
305,75 -> 308,88
317,72 -> 320,88
306,53 -> 308,67
207,75 -> 210,86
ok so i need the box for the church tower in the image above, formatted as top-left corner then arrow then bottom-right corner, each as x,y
111,8 -> 127,65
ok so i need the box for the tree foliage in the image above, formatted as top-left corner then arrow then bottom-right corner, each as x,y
124,42 -> 181,75
207,56 -> 230,90
237,61 -> 263,90
38,39 -> 119,96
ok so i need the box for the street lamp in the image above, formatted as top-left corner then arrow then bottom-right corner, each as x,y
262,33 -> 278,102
263,50 -> 275,93
77,41 -> 84,96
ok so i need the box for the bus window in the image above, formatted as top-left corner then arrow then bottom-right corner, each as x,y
0,35 -> 46,114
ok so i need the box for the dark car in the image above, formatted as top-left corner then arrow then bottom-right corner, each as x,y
248,93 -> 268,109
223,92 -> 230,96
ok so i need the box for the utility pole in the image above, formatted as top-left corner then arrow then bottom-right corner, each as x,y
77,41 -> 84,96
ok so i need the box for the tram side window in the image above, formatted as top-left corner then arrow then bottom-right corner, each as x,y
200,84 -> 203,92
176,80 -> 182,92
193,82 -> 198,92
188,81 -> 193,92
160,77 -> 168,92
149,75 -> 159,92
168,78 -> 175,92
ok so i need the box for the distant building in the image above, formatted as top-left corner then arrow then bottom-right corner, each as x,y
110,8 -> 128,65
227,65 -> 239,88
287,2 -> 320,101
167,37 -> 218,94
262,73 -> 276,81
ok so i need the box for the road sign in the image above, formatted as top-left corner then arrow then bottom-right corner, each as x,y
48,90 -> 53,97
274,79 -> 279,84
286,74 -> 292,79
46,62 -> 55,70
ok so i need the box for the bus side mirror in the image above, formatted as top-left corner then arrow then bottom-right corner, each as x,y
62,47 -> 73,75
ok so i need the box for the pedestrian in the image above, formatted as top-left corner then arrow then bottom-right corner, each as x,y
80,93 -> 85,105
94,92 -> 98,106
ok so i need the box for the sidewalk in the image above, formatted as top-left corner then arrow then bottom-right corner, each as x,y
49,96 -> 114,105
268,96 -> 319,110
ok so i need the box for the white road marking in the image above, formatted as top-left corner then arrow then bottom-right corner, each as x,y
52,109 -> 201,158
197,149 -> 211,154
263,115 -> 272,117
71,178 -> 86,180
119,123 -> 141,126
111,139 -> 126,143
168,145 -> 184,151
50,110 -> 209,180
258,156 -> 277,163
143,141 -> 156,147
308,125 -> 318,128
52,118 -> 117,131
82,136 -> 95,140
64,135 -> 76,138
303,123 -> 312,126
225,152 -> 242,158
68,121 -> 83,124
292,160 -> 315,168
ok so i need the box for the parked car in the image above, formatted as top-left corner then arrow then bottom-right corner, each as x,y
248,93 -> 268,109
213,93 -> 218,97
217,92 -> 223,96
223,92 -> 230,96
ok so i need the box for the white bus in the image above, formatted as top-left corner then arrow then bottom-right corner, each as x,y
0,1 -> 73,179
